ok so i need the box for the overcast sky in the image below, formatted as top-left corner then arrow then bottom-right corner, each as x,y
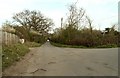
0,0 -> 119,30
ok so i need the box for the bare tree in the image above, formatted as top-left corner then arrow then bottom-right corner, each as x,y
67,4 -> 85,29
86,16 -> 93,33
65,3 -> 86,42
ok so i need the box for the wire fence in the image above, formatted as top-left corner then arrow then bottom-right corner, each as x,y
2,31 -> 20,45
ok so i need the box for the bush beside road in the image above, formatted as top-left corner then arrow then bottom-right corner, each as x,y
50,42 -> 118,48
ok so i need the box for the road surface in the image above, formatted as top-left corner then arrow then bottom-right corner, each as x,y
3,42 -> 118,76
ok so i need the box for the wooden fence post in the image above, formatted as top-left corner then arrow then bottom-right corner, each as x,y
2,31 -> 20,45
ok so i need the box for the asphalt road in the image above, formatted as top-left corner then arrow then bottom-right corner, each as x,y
3,42 -> 118,76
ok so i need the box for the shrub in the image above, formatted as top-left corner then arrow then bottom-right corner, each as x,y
50,27 -> 118,48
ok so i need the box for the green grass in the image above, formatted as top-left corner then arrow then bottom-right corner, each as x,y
50,42 -> 87,48
96,44 -> 118,48
24,42 -> 41,47
0,46 -> 2,70
50,42 -> 118,48
2,43 -> 30,70
2,42 -> 42,70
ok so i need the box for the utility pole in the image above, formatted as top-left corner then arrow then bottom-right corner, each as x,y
61,17 -> 63,30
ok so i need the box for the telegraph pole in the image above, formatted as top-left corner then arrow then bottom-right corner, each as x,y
61,17 -> 63,30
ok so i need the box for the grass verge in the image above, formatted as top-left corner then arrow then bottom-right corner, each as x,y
2,43 -> 30,70
2,42 -> 42,70
24,42 -> 41,47
50,42 -> 87,48
50,42 -> 118,48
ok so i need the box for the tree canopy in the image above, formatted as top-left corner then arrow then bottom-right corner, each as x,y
13,10 -> 54,35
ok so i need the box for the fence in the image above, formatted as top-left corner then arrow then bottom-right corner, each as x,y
0,30 -> 2,45
2,31 -> 20,45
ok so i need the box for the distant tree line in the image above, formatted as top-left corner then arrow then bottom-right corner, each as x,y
50,4 -> 119,47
